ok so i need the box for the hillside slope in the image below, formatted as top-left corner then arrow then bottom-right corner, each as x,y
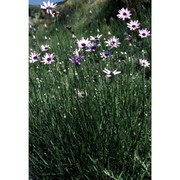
29,0 -> 150,31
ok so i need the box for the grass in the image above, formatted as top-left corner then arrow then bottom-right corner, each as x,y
29,1 -> 151,179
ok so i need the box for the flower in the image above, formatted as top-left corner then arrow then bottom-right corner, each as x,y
29,51 -> 40,63
105,36 -> 120,48
41,44 -> 50,52
77,37 -> 91,49
138,28 -> 151,38
69,49 -> 84,65
139,59 -> 150,68
77,90 -> 87,98
52,10 -> 60,17
86,43 -> 100,52
72,34 -> 77,39
100,50 -> 112,59
125,34 -> 133,41
117,8 -> 132,20
41,53 -> 55,64
127,20 -> 140,30
90,34 -> 102,42
40,0 -> 57,15
66,25 -> 72,31
103,68 -> 121,78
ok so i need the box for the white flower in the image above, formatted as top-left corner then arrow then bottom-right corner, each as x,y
139,59 -> 150,68
117,8 -> 132,20
105,36 -> 120,48
103,68 -> 121,78
41,53 -> 55,64
41,44 -> 50,52
90,34 -> 102,41
29,51 -> 40,63
77,90 -> 87,98
138,28 -> 151,38
127,20 -> 140,30
77,37 -> 91,49
40,1 -> 57,15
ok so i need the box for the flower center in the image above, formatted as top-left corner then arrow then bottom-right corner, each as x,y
81,43 -> 86,47
123,12 -> 127,16
105,52 -> 110,56
33,56 -> 37,59
91,45 -> 97,50
47,7 -> 52,10
47,57 -> 51,61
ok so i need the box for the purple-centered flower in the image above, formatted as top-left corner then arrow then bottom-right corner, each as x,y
86,43 -> 100,52
138,28 -> 151,38
77,37 -> 91,49
139,59 -> 150,68
41,44 -> 50,52
90,34 -> 102,42
103,68 -> 121,78
117,8 -> 132,20
69,49 -> 84,65
105,36 -> 120,48
41,53 -> 55,64
100,50 -> 112,59
40,0 -> 57,15
127,20 -> 140,30
29,51 -> 40,63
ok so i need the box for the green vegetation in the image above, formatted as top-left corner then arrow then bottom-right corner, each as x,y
29,0 -> 151,179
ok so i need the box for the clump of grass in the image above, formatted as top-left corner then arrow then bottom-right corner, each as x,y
29,1 -> 151,179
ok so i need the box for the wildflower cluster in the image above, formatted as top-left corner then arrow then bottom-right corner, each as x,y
116,7 -> 150,67
29,5 -> 150,72
69,33 -> 122,78
117,7 -> 151,38
67,7 -> 150,77
69,35 -> 101,65
29,43 -> 56,65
